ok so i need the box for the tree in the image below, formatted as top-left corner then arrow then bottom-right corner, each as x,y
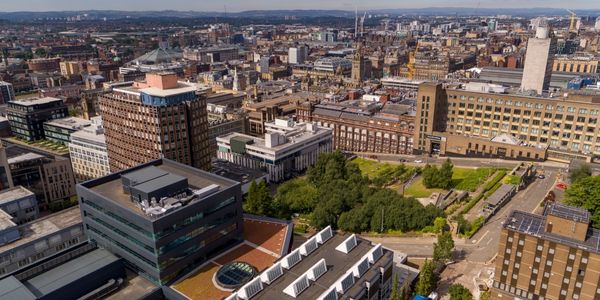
480,291 -> 491,300
565,175 -> 600,228
415,259 -> 437,296
399,285 -> 410,300
273,178 -> 318,217
34,47 -> 47,58
433,231 -> 455,265
422,164 -> 437,188
570,163 -> 592,183
448,284 -> 473,300
433,217 -> 447,233
244,180 -> 273,216
438,158 -> 454,189
389,274 -> 400,300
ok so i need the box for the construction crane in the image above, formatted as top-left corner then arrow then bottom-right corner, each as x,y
566,9 -> 577,33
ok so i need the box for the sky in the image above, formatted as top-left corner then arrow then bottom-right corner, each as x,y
2,0 -> 599,12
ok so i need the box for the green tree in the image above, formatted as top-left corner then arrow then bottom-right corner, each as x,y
480,291 -> 491,300
415,259 -> 437,296
399,285 -> 410,300
273,178 -> 318,217
244,180 -> 273,216
433,231 -> 455,265
438,158 -> 454,189
448,284 -> 473,300
433,217 -> 447,233
422,164 -> 437,188
307,150 -> 347,186
389,274 -> 400,300
570,163 -> 592,183
565,175 -> 600,228
34,47 -> 47,58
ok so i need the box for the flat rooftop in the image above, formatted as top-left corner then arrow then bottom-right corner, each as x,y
0,210 -> 16,231
6,153 -> 45,165
86,159 -> 236,219
0,186 -> 34,205
44,117 -> 91,131
212,161 -> 267,185
218,124 -> 331,155
9,97 -> 62,106
504,209 -> 600,254
24,249 -> 119,298
0,206 -> 81,253
252,233 -> 379,300
171,216 -> 292,300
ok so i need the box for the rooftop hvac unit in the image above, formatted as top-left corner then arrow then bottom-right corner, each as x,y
316,286 -> 339,300
283,274 -> 310,298
237,277 -> 263,300
299,236 -> 318,256
368,244 -> 383,264
281,248 -> 302,269
260,262 -> 283,285
307,259 -> 328,281
316,226 -> 333,244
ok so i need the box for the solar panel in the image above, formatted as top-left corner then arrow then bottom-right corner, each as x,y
317,286 -> 339,300
282,249 -> 302,269
352,258 -> 369,278
307,258 -> 328,281
335,234 -> 357,254
260,262 -> 283,284
283,274 -> 310,298
368,244 -> 383,263
336,272 -> 355,293
317,226 -> 333,244
300,236 -> 318,256
224,293 -> 238,300
237,277 -> 263,300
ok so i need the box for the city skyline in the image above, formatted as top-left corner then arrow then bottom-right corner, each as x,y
2,0 -> 600,12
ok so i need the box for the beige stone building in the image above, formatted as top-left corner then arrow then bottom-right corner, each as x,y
492,203 -> 600,300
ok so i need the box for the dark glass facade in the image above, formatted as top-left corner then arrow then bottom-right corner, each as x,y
77,159 -> 243,285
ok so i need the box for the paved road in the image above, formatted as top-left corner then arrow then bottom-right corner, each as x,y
465,170 -> 557,263
365,170 -> 558,263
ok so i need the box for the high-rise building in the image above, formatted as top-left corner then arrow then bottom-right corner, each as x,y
99,72 -> 210,172
288,46 -> 307,65
77,158 -> 243,284
6,97 -> 68,141
68,117 -> 110,181
521,26 -> 556,95
0,81 -> 15,105
492,203 -> 600,300
595,17 -> 600,31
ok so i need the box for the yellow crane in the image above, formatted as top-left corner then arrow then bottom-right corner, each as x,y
566,9 -> 577,32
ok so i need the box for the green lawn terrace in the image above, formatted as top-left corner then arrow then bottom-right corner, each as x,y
5,137 -> 70,156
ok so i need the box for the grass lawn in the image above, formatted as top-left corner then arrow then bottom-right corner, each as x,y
404,177 -> 445,198
405,167 -> 495,198
352,158 -> 406,178
452,167 -> 495,192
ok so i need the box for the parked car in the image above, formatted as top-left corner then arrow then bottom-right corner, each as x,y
414,159 -> 423,164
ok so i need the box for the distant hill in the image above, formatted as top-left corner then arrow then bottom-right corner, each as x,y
0,8 -> 599,21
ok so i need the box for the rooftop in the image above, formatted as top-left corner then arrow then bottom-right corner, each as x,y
545,202 -> 590,223
6,152 -> 46,165
24,249 -> 120,298
0,206 -> 81,254
44,117 -> 91,131
0,186 -> 34,206
171,216 -> 292,300
0,210 -> 16,231
9,97 -> 62,107
504,209 -> 600,254
84,159 -> 237,219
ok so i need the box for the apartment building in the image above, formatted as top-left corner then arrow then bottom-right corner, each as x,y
492,203 -> 600,300
0,82 -> 15,105
99,72 -> 211,172
0,186 -> 38,225
414,82 -> 600,162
